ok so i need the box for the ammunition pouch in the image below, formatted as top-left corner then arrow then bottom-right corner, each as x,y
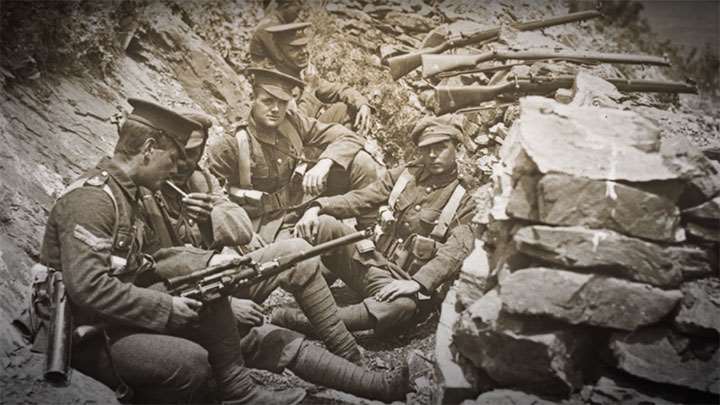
13,264 -> 55,353
388,234 -> 438,277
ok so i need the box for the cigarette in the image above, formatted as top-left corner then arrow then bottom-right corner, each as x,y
165,180 -> 188,198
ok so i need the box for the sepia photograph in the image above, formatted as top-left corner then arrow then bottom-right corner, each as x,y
0,0 -> 718,404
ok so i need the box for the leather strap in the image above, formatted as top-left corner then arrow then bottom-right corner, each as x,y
430,182 -> 466,241
387,168 -> 413,211
235,128 -> 253,188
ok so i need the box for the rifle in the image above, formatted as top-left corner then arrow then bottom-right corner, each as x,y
44,271 -> 72,386
435,76 -> 697,114
386,9 -> 602,80
422,50 -> 669,78
166,228 -> 373,302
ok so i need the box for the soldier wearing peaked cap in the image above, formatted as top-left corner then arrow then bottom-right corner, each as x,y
253,20 -> 375,136
142,111 -> 409,401
249,0 -> 303,67
36,98 -> 306,404
207,67 -> 381,243
274,115 -> 476,337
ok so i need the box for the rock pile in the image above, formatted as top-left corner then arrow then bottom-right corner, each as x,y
452,87 -> 720,402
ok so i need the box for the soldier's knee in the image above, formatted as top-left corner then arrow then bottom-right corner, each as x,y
350,150 -> 382,187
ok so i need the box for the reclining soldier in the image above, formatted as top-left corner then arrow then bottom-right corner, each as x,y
143,112 -> 408,401
207,68 -> 379,243
37,98 -> 305,404
274,116 -> 476,336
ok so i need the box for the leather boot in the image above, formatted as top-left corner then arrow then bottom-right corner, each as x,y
289,341 -> 409,402
272,302 -> 375,335
200,299 -> 306,405
292,271 -> 362,363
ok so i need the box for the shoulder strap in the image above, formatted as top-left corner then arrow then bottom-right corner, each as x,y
388,168 -> 414,210
60,176 -> 121,242
430,183 -> 466,241
235,128 -> 253,188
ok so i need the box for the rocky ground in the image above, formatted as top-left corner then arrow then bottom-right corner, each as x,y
1,0 -> 718,404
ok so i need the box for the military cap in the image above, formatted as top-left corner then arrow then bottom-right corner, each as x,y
126,98 -> 201,152
410,115 -> 463,147
246,67 -> 304,101
265,22 -> 311,46
182,111 -> 213,150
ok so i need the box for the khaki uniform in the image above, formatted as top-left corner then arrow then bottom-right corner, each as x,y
40,157 -> 246,403
311,163 -> 475,333
208,108 -> 378,240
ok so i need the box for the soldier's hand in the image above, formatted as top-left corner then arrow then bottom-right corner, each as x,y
230,298 -> 265,326
294,206 -> 320,242
375,280 -> 421,302
183,193 -> 220,221
303,158 -> 333,196
354,104 -> 372,135
167,296 -> 202,330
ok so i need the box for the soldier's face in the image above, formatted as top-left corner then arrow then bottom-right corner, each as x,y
419,140 -> 457,176
252,87 -> 289,129
280,43 -> 309,70
174,146 -> 202,182
140,139 -> 179,190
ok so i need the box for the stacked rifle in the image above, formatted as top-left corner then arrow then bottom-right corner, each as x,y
384,9 -> 697,114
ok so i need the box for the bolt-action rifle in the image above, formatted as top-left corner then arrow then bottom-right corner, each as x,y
166,228 -> 373,302
386,9 -> 602,80
421,49 -> 669,78
435,76 -> 697,114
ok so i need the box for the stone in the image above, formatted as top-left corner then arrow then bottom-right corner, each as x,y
384,12 -> 435,33
610,327 -> 720,394
580,376 -> 678,405
661,135 -> 720,208
535,173 -> 683,242
455,240 -> 492,310
518,97 -> 679,182
686,222 -> 720,242
674,278 -> 720,336
500,268 -> 682,330
513,225 -> 683,287
462,389 -> 557,405
453,290 -> 589,395
667,245 -> 717,280
570,72 -> 623,109
682,196 -> 720,227
433,289 -> 478,404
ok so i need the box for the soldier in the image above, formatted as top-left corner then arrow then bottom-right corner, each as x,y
273,116 -> 476,337
143,112 -> 408,401
258,21 -> 373,134
38,98 -> 305,404
249,0 -> 303,71
207,68 -> 379,243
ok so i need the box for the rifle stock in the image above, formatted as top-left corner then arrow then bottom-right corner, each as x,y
44,272 -> 72,386
422,50 -> 670,78
387,9 -> 602,80
435,76 -> 697,114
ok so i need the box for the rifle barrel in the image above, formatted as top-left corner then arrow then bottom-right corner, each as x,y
165,255 -> 253,289
388,10 -> 602,80
278,228 -> 373,269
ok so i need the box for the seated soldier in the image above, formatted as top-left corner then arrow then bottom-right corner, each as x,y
274,116 -> 476,337
143,111 -> 408,401
37,98 -> 304,404
249,0 -> 303,69
207,68 -> 379,243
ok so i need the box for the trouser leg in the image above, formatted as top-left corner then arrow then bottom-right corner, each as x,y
324,151 -> 383,230
235,238 -> 361,363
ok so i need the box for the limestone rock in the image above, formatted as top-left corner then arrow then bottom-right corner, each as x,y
535,173 -> 683,242
570,72 -> 624,109
580,376 -> 678,405
454,290 -> 589,395
674,278 -> 720,336
686,222 -> 720,242
610,327 -> 720,394
513,226 -> 683,287
518,97 -> 678,182
661,135 -> 720,208
455,240 -> 492,309
500,268 -> 682,330
462,389 -> 557,405
666,245 -> 717,280
682,196 -> 720,227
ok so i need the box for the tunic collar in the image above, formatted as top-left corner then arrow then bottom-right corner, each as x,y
97,156 -> 141,203
417,164 -> 459,189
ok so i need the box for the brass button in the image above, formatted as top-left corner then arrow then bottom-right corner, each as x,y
101,171 -> 108,176
118,240 -> 125,247
277,158 -> 283,164
415,204 -> 421,211
397,238 -> 403,244
403,222 -> 410,227
426,187 -> 432,193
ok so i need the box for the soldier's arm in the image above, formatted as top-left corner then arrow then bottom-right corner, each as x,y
292,110 -> 365,170
411,194 -> 476,294
313,166 -> 403,218
313,78 -> 370,113
55,188 -> 173,332
207,132 -> 241,188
